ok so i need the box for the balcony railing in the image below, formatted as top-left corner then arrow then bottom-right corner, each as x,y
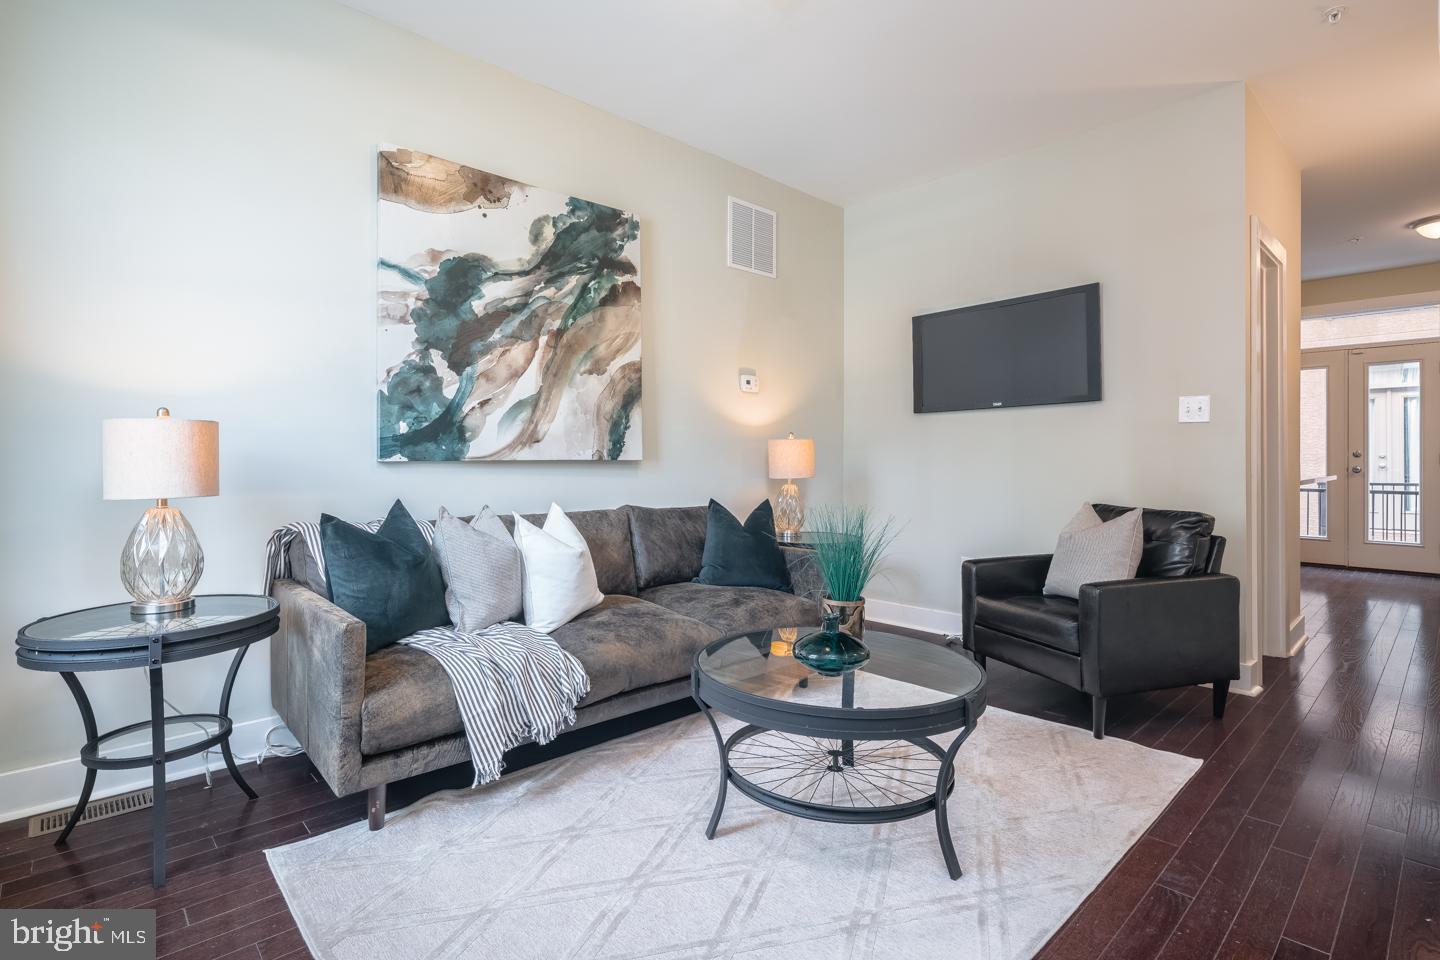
1369,481 -> 1420,544
1300,482 -> 1328,539
1300,479 -> 1421,544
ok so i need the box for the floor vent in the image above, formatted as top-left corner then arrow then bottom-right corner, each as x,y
27,788 -> 155,838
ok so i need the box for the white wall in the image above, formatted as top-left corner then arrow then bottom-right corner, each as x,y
0,0 -> 843,813
844,87 -> 1250,645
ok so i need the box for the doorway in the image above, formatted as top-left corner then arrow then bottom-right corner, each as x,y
1248,219 -> 1292,668
1300,340 -> 1440,574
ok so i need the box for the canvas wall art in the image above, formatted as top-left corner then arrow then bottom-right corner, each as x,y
376,146 -> 642,461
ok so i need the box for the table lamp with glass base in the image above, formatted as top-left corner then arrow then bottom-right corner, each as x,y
768,432 -> 816,543
103,408 -> 219,617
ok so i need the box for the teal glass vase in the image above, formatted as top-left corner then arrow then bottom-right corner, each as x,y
793,612 -> 870,676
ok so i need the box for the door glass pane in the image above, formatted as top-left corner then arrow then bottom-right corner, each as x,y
1300,367 -> 1328,539
1367,360 -> 1421,544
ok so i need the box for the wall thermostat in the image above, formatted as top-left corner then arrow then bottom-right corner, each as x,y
739,368 -> 760,393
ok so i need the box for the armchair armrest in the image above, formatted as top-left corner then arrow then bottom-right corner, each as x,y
1078,573 -> 1240,696
961,555 -> 1053,639
271,579 -> 368,796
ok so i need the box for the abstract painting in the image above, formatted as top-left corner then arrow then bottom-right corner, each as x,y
376,146 -> 642,461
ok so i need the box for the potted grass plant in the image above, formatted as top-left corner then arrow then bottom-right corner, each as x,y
792,506 -> 899,674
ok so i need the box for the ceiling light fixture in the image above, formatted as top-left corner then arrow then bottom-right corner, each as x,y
1323,5 -> 1346,24
1409,215 -> 1440,240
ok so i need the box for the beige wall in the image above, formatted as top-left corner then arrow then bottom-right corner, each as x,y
844,86 -> 1251,661
0,0 -> 844,813
1244,88 -> 1304,656
1303,261 -> 1440,313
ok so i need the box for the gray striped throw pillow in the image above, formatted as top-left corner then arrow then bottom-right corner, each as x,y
1042,503 -> 1144,600
433,505 -> 524,631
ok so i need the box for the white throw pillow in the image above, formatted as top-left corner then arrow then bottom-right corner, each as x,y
432,506 -> 524,632
512,503 -> 605,632
1042,503 -> 1144,600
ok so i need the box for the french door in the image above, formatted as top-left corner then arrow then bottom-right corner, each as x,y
1301,342 -> 1440,573
1299,351 -> 1346,566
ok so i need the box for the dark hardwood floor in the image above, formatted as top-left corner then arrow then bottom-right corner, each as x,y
3,565 -> 1439,959
1034,564 -> 1440,960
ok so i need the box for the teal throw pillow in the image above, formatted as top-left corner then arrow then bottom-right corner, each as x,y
694,499 -> 793,592
320,499 -> 448,653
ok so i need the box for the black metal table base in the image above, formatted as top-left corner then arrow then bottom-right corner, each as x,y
691,628 -> 986,883
697,706 -> 975,880
55,644 -> 258,886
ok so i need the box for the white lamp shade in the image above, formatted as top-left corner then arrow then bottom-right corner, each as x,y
102,414 -> 219,501
768,435 -> 816,480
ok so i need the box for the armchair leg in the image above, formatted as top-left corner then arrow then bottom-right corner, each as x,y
368,783 -> 387,831
973,652 -> 986,670
1091,696 -> 1107,740
1213,680 -> 1231,719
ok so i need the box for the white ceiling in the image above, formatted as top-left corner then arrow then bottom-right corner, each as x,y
343,0 -> 1440,279
1250,17 -> 1440,278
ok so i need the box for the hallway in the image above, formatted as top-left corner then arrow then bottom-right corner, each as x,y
1038,563 -> 1440,958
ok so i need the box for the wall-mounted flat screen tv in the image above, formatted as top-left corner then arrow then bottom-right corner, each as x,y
912,282 -> 1101,413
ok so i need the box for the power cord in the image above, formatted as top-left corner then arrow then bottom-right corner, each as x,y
236,724 -> 305,767
161,699 -> 219,788
156,692 -> 304,790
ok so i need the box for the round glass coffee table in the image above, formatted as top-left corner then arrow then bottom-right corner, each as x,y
692,626 -> 986,879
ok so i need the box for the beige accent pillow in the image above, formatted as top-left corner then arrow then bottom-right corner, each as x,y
1043,503 -> 1144,599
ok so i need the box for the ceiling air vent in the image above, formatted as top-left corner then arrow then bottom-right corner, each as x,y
727,196 -> 777,278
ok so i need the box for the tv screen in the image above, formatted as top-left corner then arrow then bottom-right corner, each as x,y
912,283 -> 1101,413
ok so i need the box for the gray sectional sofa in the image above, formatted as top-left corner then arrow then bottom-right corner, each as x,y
269,504 -> 821,826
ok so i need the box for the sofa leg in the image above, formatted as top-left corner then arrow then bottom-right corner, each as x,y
367,784 -> 386,831
1213,680 -> 1231,719
1091,696 -> 1106,739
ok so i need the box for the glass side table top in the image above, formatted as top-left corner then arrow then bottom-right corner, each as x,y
697,627 -> 984,711
18,595 -> 278,650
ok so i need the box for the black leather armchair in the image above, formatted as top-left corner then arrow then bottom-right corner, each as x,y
961,504 -> 1240,739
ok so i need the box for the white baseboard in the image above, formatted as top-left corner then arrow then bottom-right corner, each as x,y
1235,659 -> 1264,697
865,598 -> 965,637
1287,615 -> 1309,658
0,714 -> 290,826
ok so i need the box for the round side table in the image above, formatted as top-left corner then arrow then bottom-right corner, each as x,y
15,594 -> 280,887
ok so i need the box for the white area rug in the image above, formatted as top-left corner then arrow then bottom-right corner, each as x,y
267,703 -> 1198,960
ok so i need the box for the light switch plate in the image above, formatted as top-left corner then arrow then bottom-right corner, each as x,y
1178,395 -> 1211,423
739,368 -> 760,393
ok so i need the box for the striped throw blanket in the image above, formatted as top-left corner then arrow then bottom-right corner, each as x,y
263,520 -> 589,786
